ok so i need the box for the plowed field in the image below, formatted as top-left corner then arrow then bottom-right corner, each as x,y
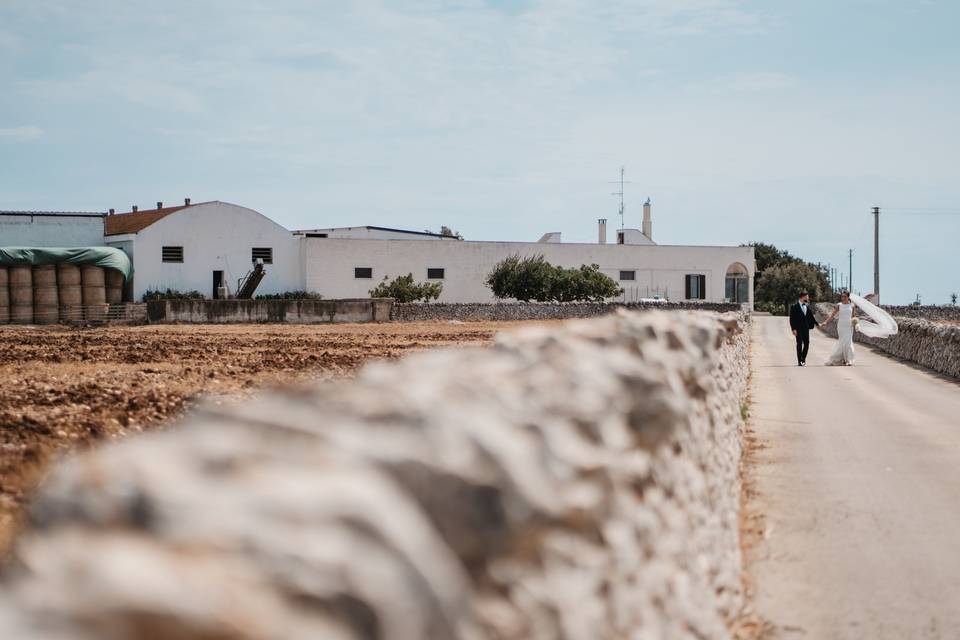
0,321 -> 536,550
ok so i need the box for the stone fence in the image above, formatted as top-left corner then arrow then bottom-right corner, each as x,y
0,310 -> 749,639
146,298 -> 393,324
818,305 -> 960,379
881,305 -> 960,322
394,300 -> 744,322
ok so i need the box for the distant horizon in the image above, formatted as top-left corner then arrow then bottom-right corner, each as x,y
2,1 -> 958,305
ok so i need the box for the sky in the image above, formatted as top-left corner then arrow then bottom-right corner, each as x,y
1,0 -> 958,304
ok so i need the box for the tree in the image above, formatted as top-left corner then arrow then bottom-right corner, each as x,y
951,292 -> 957,306
754,262 -> 826,315
369,273 -> 443,303
486,254 -> 623,302
746,241 -> 837,313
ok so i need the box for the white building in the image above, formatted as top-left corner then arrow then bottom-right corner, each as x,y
103,200 -> 302,301
0,211 -> 105,247
2,198 -> 754,305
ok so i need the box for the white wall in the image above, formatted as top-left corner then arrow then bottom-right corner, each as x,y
121,202 -> 303,301
304,238 -> 754,304
0,214 -> 104,247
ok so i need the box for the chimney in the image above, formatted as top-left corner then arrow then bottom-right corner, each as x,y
598,218 -> 607,244
157,201 -> 163,210
132,205 -> 138,213
642,199 -> 652,240
184,197 -> 191,206
108,208 -> 115,216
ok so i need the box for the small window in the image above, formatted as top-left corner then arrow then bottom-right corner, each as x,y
162,246 -> 184,263
617,231 -> 625,245
427,268 -> 445,280
619,270 -> 636,281
305,233 -> 328,238
252,247 -> 273,264
685,274 -> 707,300
354,267 -> 373,279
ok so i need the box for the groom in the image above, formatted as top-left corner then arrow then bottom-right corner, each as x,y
789,291 -> 820,366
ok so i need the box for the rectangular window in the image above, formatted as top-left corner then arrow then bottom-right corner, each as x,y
305,233 -> 328,238
685,274 -> 707,300
427,268 -> 445,280
617,231 -> 625,245
619,270 -> 636,281
161,246 -> 184,263
252,247 -> 273,264
354,267 -> 373,279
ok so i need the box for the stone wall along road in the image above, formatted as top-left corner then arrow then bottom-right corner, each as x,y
0,310 -> 749,640
394,300 -> 743,322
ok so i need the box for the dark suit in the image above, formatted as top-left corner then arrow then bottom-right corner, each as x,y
789,301 -> 819,365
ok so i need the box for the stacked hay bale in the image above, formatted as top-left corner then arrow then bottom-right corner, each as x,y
32,265 -> 59,325
81,266 -> 107,322
56,264 -> 83,321
9,266 -> 33,324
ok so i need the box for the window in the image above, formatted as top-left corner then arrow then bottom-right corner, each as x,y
617,231 -> 625,245
252,247 -> 273,264
427,268 -> 445,280
685,274 -> 707,300
162,246 -> 184,263
354,267 -> 373,279
619,270 -> 636,281
305,233 -> 328,238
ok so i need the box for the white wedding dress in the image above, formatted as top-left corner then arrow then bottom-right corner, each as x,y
826,302 -> 855,366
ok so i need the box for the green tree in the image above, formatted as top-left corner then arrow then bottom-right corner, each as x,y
754,262 -> 826,315
369,273 -> 443,303
486,254 -> 623,302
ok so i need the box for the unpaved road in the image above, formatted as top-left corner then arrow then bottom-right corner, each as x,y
747,315 -> 960,638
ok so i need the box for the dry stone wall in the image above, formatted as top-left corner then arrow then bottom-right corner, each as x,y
881,305 -> 960,322
394,301 -> 743,322
0,310 -> 750,640
817,304 -> 960,379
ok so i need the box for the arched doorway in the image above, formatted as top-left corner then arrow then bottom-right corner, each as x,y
725,262 -> 749,303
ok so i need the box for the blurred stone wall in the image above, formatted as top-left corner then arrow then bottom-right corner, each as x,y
0,310 -> 750,640
394,301 -> 744,322
881,305 -> 960,322
818,305 -> 960,379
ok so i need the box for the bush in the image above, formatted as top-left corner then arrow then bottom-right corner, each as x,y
486,254 -> 623,302
369,273 -> 443,303
754,262 -> 827,312
256,291 -> 323,300
142,288 -> 206,302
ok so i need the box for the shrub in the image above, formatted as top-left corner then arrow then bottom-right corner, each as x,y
256,291 -> 323,300
369,273 -> 443,303
142,288 -> 206,302
486,254 -> 623,302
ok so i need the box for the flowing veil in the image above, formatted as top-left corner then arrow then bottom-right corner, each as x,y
850,293 -> 898,338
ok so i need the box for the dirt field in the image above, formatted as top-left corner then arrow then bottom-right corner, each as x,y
0,320 -> 543,551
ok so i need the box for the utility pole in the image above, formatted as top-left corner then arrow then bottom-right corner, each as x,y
873,206 -> 880,301
849,248 -> 853,294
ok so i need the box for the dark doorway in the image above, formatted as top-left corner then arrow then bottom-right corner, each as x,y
213,270 -> 224,299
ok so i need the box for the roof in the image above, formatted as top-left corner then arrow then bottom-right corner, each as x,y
1,211 -> 105,218
104,202 -> 205,236
295,225 -> 457,239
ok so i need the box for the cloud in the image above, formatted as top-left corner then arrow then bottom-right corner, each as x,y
0,126 -> 44,140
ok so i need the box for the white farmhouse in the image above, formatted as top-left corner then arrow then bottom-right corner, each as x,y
2,198 -> 754,305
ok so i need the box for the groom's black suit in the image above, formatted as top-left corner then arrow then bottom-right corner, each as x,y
789,301 -> 819,365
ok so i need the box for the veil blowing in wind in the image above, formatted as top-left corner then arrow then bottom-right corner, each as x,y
849,293 -> 898,338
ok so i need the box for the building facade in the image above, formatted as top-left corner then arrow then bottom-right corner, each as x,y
2,200 -> 754,305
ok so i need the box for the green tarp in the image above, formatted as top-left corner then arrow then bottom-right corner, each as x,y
0,247 -> 133,280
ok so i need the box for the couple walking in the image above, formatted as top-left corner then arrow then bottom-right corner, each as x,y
789,291 -> 858,367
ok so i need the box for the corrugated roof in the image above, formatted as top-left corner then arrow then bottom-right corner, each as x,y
104,202 -> 208,236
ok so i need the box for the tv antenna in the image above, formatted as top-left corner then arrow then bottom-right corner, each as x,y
609,166 -> 632,230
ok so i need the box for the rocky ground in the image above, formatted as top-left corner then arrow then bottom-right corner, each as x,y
0,321 -> 534,551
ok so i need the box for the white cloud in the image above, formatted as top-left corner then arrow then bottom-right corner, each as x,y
0,126 -> 44,140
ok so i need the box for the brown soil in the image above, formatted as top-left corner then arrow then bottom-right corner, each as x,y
0,320 -> 543,551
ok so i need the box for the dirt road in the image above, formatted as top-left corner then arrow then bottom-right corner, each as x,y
746,316 -> 960,638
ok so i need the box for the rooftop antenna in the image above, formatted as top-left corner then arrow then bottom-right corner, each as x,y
609,166 -> 632,231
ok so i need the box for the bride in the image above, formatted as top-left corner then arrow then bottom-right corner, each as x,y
824,291 -> 857,366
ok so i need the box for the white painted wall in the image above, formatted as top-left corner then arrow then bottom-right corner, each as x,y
304,238 -> 754,304
0,214 -> 105,247
117,202 -> 303,301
